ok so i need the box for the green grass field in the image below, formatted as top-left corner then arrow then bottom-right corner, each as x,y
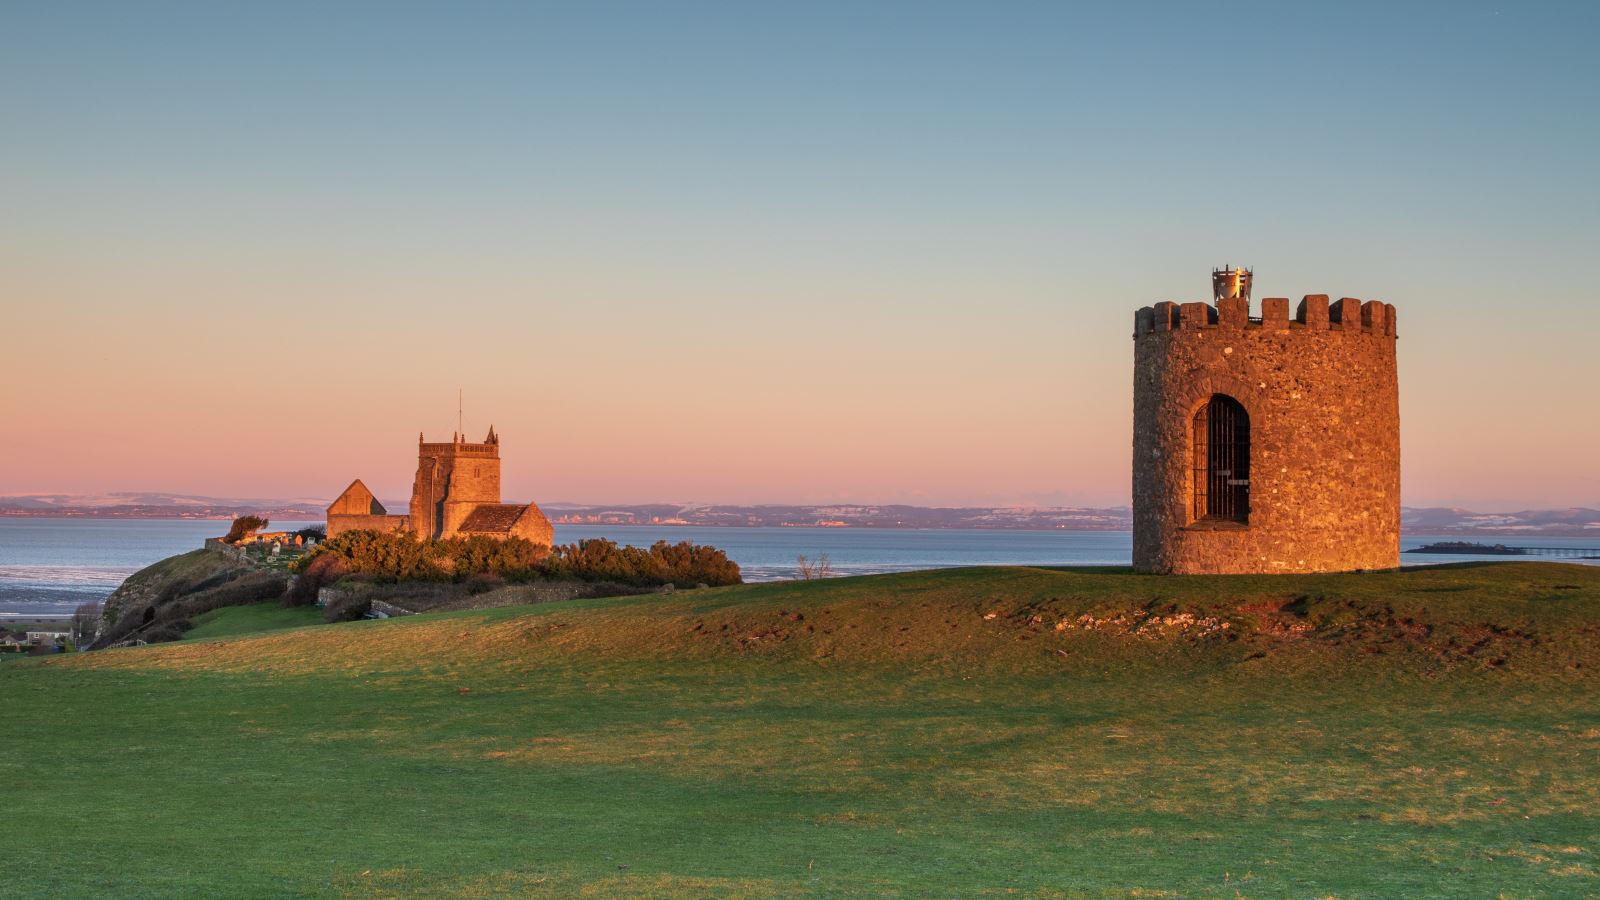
4,563 -> 1599,897
181,602 -> 324,641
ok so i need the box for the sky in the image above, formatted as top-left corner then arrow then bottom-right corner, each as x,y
1,1 -> 1596,510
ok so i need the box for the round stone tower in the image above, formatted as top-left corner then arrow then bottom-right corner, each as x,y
1131,267 -> 1400,574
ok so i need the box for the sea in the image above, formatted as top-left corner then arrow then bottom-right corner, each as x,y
2,517 -> 1596,620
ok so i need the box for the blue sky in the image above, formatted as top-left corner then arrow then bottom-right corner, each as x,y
2,1 -> 1596,508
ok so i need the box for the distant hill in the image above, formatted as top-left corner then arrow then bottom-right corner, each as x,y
0,492 -> 326,520
5,494 -> 1598,535
1401,506 -> 1600,537
541,502 -> 1134,530
534,502 -> 1600,536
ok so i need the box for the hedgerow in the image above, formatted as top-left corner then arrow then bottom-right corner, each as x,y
299,531 -> 741,587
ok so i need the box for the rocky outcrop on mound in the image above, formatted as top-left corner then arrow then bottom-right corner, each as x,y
102,549 -> 253,624
980,590 -> 1590,673
93,547 -> 272,648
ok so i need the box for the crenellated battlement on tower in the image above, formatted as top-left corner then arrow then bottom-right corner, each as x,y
418,428 -> 501,458
1134,295 -> 1397,338
418,441 -> 499,458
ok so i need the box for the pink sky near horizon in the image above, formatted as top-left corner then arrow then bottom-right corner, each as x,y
3,255 -> 1597,512
3,4 -> 1598,513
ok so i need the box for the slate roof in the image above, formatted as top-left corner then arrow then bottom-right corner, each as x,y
457,504 -> 528,534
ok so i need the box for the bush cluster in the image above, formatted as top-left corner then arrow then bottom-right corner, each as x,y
540,539 -> 742,586
283,553 -> 348,607
299,531 -> 550,580
299,531 -> 741,587
642,540 -> 744,587
163,572 -> 289,621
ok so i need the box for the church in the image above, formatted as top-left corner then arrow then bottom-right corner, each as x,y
326,427 -> 553,545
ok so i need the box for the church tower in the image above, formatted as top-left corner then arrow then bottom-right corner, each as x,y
410,427 -> 503,539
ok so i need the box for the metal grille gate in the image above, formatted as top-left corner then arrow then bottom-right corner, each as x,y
1192,395 -> 1250,523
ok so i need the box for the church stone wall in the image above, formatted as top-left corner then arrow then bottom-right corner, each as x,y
510,507 -> 554,546
326,514 -> 409,538
328,492 -> 379,517
441,501 -> 478,537
1132,294 -> 1400,574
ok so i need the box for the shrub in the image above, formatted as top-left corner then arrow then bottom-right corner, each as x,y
296,529 -> 739,588
651,540 -> 742,586
303,531 -> 549,581
537,538 -> 664,585
464,572 -> 506,595
796,553 -> 834,580
322,593 -> 372,623
537,539 -> 741,586
294,525 -> 327,543
363,581 -> 457,609
445,535 -> 549,578
174,568 -> 254,600
223,515 -> 269,544
163,573 -> 289,621
142,621 -> 193,644
283,553 -> 347,607
93,603 -> 159,649
152,577 -> 198,606
363,576 -> 457,605
299,530 -> 454,580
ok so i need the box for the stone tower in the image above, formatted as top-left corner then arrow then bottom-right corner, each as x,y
410,427 -> 505,539
1131,267 -> 1400,574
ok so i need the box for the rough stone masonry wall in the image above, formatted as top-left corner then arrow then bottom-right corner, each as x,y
410,442 -> 502,538
326,514 -> 409,538
510,505 -> 555,546
1131,294 -> 1400,574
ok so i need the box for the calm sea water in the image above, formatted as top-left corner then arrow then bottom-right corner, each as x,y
2,518 -> 1596,618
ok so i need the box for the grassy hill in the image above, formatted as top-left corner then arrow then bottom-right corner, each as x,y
5,563 -> 1600,896
97,547 -> 252,622
180,602 -> 323,642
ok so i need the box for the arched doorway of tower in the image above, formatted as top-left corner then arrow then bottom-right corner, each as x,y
1191,394 -> 1250,524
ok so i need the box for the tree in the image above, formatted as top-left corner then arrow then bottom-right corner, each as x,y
795,553 -> 833,580
70,602 -> 103,648
224,515 -> 269,544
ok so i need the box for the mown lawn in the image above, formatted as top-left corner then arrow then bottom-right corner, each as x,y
3,563 -> 1599,897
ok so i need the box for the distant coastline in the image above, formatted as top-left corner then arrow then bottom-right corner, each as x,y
0,509 -> 324,521
2,495 -> 1598,536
